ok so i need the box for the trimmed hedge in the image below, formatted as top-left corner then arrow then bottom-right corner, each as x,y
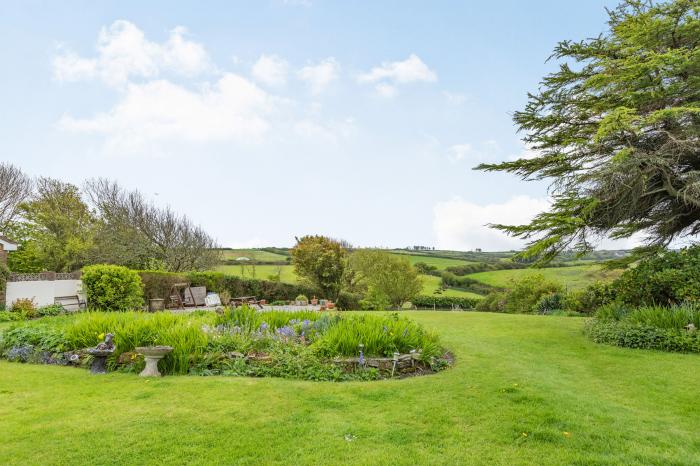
411,295 -> 480,309
138,270 -> 320,306
82,265 -> 144,312
585,319 -> 700,353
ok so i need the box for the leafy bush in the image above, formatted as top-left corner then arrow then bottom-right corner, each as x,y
37,304 -> 66,317
335,291 -> 361,310
0,311 -> 23,322
439,272 -> 496,295
562,281 -> 614,314
412,295 -> 480,309
610,245 -> 700,306
595,302 -> 631,321
533,293 -> 564,315
0,325 -> 68,354
11,298 -> 37,318
585,319 -> 700,353
476,274 -> 562,314
82,265 -> 144,312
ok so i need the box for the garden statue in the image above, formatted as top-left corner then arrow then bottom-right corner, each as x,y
87,333 -> 115,374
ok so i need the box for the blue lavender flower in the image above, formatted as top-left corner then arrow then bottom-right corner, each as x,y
259,322 -> 269,332
359,350 -> 365,366
276,325 -> 296,339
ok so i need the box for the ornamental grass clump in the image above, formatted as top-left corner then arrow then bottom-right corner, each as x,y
65,312 -> 212,374
314,313 -> 442,360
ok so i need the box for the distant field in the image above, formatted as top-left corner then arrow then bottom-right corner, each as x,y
420,275 -> 483,299
220,249 -> 289,263
390,253 -> 476,270
215,264 -> 299,283
466,265 -> 622,291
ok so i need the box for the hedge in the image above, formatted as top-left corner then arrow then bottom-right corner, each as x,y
411,295 -> 480,309
138,270 -> 320,306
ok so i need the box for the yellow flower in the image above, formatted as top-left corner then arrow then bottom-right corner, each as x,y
98,333 -> 105,340
563,431 -> 571,438
522,432 -> 528,437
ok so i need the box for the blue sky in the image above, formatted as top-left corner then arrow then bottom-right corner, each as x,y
0,0 -> 623,250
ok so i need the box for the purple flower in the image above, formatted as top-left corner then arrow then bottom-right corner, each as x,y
259,322 -> 269,332
276,326 -> 296,339
359,350 -> 365,366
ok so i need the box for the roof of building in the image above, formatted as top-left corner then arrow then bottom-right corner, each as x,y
0,235 -> 18,251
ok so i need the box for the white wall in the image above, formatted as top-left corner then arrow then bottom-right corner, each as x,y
6,280 -> 82,308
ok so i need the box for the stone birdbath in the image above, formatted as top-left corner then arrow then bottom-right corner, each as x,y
87,333 -> 115,374
136,346 -> 173,377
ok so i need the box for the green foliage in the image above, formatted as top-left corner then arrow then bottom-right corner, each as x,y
0,261 -> 8,294
414,261 -> 439,275
477,0 -> 700,263
585,319 -> 700,353
533,293 -> 564,315
610,245 -> 700,306
82,265 -> 144,312
11,298 -> 37,318
335,291 -> 361,310
64,311 -> 212,375
439,271 -> 496,295
314,313 -> 442,360
213,307 -> 321,333
350,249 -> 423,308
291,235 -> 348,299
561,282 -> 615,315
0,325 -> 68,354
411,295 -> 480,309
627,303 -> 700,330
476,274 -> 563,314
0,311 -> 24,322
14,178 -> 94,272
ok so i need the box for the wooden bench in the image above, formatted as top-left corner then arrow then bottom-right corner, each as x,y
55,295 -> 86,311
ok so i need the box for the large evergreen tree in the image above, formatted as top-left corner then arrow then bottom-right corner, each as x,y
478,0 -> 700,263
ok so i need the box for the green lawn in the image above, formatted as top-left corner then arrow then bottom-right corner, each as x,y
1,312 -> 698,465
467,265 -> 622,291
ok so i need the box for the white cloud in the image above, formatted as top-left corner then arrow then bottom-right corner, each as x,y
375,83 -> 398,98
358,54 -> 437,84
433,195 -> 550,251
293,117 -> 355,145
52,20 -> 210,87
58,73 -> 274,154
447,144 -> 472,163
297,57 -> 340,94
251,54 -> 289,87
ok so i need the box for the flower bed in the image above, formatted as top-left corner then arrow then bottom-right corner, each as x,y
0,308 -> 451,381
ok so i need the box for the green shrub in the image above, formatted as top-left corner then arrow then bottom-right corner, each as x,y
0,311 -> 24,322
611,245 -> 700,306
0,325 -> 68,354
562,281 -> 614,314
37,304 -> 66,317
475,292 -> 508,312
533,293 -> 564,315
475,274 -> 562,314
335,292 -> 361,310
11,298 -> 37,318
585,319 -> 700,353
295,295 -> 309,303
82,265 -> 144,312
595,302 -> 631,321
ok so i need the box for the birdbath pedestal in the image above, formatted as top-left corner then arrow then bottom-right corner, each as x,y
136,346 -> 173,377
86,348 -> 112,374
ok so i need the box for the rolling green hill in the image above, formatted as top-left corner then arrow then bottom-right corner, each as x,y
466,265 -> 622,291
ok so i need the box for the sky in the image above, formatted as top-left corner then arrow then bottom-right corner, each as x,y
0,0 -> 630,251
